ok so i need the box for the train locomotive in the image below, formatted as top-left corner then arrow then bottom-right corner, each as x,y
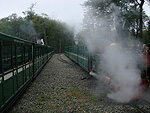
65,44 -> 150,98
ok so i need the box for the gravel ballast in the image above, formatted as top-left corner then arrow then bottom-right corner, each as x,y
8,54 -> 150,113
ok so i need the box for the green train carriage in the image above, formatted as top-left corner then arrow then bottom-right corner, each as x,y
0,32 -> 54,112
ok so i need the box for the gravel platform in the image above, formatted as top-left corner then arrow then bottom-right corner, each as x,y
7,54 -> 150,113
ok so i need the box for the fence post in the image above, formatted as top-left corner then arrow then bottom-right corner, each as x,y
32,43 -> 35,78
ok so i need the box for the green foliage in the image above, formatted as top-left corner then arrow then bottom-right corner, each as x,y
83,0 -> 150,43
0,14 -> 23,37
142,20 -> 150,44
0,4 -> 75,53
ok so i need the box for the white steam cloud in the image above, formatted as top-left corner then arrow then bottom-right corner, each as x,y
20,20 -> 39,42
82,3 -> 143,103
103,45 -> 142,103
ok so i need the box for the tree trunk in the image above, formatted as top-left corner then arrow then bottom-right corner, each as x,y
139,0 -> 144,39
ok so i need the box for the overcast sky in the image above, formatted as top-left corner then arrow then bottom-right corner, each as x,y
0,0 -> 87,32
0,0 -> 150,32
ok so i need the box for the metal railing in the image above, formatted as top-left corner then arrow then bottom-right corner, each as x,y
0,32 -> 54,112
65,45 -> 90,72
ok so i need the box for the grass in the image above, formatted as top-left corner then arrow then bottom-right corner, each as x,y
34,85 -> 99,112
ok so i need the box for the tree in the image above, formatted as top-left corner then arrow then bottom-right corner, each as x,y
0,14 -> 24,37
22,3 -> 36,21
46,20 -> 74,53
135,0 -> 145,39
83,0 -> 150,41
0,3 -> 75,52
143,20 -> 150,44
31,15 -> 49,45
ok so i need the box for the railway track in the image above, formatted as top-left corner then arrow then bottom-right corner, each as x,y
129,104 -> 147,113
123,99 -> 150,113
57,54 -> 92,81
57,54 -> 76,66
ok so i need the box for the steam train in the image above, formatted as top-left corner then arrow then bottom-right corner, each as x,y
65,44 -> 150,96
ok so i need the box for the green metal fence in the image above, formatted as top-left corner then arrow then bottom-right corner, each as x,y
0,32 -> 54,112
65,45 -> 90,72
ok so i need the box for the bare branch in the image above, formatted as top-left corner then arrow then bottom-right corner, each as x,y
135,0 -> 140,5
146,0 -> 150,6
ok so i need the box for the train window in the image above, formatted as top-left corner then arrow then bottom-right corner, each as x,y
23,46 -> 25,64
37,47 -> 39,58
34,47 -> 36,60
34,47 -> 36,59
16,44 -> 23,66
12,44 -> 16,67
29,45 -> 32,62
34,46 -> 39,60
14,44 -> 17,67
40,48 -> 42,57
25,45 -> 32,63
3,40 -> 12,72
25,46 -> 29,63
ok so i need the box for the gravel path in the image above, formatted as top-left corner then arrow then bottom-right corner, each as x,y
7,54 -> 150,113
